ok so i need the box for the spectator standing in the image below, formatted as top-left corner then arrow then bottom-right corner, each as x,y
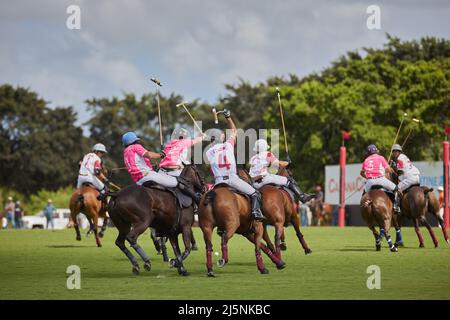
43,199 -> 56,230
14,201 -> 23,229
4,196 -> 15,229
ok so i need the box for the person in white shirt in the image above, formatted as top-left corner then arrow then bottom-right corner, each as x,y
205,110 -> 265,221
77,143 -> 109,201
391,144 -> 421,192
249,139 -> 314,203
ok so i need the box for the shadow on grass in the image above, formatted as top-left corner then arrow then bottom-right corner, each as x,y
46,245 -> 90,248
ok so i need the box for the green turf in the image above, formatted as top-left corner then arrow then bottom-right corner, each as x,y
0,226 -> 449,300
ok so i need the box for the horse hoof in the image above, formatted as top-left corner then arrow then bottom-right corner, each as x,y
280,243 -> 287,251
207,271 -> 215,278
276,262 -> 286,270
217,259 -> 226,268
178,268 -> 189,276
97,243 -> 102,248
169,259 -> 178,268
395,242 -> 404,248
446,239 -> 450,245
260,268 -> 269,274
304,248 -> 312,255
132,265 -> 140,275
376,245 -> 381,251
192,245 -> 198,251
144,262 -> 151,272
419,243 -> 425,248
76,236 -> 81,241
390,246 -> 398,252
434,244 -> 439,248
99,232 -> 104,238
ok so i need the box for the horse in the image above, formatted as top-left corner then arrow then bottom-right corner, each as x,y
238,167 -> 312,261
150,228 -> 198,263
389,170 -> 450,247
199,178 -> 286,277
69,183 -> 109,248
360,184 -> 398,252
107,164 -> 205,276
309,200 -> 333,226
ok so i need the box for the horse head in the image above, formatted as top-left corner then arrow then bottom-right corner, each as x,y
181,163 -> 206,194
237,166 -> 252,184
277,165 -> 293,178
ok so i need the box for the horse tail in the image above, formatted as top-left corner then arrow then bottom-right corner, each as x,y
203,190 -> 216,207
77,194 -> 85,211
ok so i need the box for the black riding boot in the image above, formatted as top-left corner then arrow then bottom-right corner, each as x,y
177,177 -> 200,205
250,191 -> 266,221
393,187 -> 402,214
97,185 -> 108,202
287,177 -> 315,203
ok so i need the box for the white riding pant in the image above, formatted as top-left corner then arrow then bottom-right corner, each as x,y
137,170 -> 178,188
397,174 -> 420,192
215,173 -> 256,195
158,168 -> 182,177
253,174 -> 288,189
77,175 -> 104,191
364,177 -> 396,193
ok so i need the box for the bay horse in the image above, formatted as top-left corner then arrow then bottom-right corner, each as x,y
360,186 -> 398,252
309,200 -> 332,226
69,184 -> 109,247
107,164 -> 205,276
199,181 -> 286,277
390,173 -> 450,247
238,167 -> 312,261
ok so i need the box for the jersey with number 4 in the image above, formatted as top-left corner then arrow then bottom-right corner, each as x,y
206,137 -> 236,178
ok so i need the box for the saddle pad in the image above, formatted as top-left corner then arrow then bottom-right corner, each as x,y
143,182 -> 192,209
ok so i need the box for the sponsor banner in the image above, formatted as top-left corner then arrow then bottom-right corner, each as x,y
325,161 -> 445,205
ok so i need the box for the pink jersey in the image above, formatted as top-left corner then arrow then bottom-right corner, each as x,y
206,137 -> 236,178
362,154 -> 389,179
159,139 -> 195,167
123,144 -> 153,182
249,151 -> 277,177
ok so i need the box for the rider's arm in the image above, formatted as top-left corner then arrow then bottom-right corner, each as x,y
144,151 -> 163,160
226,116 -> 237,142
193,133 -> 205,145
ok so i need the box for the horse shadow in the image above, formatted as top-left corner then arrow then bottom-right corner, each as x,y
46,245 -> 90,248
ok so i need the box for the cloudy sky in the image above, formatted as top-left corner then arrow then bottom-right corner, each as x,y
1,0 -> 449,126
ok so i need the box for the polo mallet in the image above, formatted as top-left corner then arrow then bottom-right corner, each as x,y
401,118 -> 420,148
387,112 -> 408,162
276,87 -> 289,159
151,77 -> 163,148
211,107 -> 224,124
176,102 -> 203,134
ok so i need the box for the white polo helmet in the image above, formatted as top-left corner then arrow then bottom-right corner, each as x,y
92,143 -> 107,153
253,139 -> 269,152
391,144 -> 403,152
438,186 -> 444,192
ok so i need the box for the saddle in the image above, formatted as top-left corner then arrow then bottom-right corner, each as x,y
142,181 -> 192,209
369,185 -> 395,203
203,183 -> 250,206
266,184 -> 296,203
403,184 -> 421,194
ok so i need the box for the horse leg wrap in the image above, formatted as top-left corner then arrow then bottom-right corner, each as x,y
121,247 -> 138,265
131,243 -> 150,263
255,249 -> 264,272
206,249 -> 213,271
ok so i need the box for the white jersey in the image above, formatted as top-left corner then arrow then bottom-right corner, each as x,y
249,151 -> 278,177
79,153 -> 101,177
396,153 -> 420,179
206,137 -> 237,178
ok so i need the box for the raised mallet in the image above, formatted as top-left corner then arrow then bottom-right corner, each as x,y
401,118 -> 420,148
176,102 -> 203,134
388,112 -> 408,162
276,87 -> 289,158
150,77 -> 163,148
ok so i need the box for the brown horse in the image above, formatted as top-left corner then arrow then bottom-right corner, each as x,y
394,186 -> 449,247
69,184 -> 108,247
360,187 -> 398,252
199,182 -> 286,277
309,200 -> 333,226
107,164 -> 205,276
238,168 -> 312,261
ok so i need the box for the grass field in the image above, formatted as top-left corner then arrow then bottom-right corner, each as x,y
0,226 -> 449,300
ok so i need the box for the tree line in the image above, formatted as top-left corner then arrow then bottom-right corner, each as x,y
1,35 -> 449,204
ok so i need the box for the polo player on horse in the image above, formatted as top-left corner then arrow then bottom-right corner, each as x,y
390,144 -> 421,193
121,131 -> 199,202
248,138 -> 314,203
360,144 -> 402,213
77,143 -> 109,201
205,109 -> 266,221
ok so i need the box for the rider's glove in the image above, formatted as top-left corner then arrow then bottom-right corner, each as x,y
159,150 -> 166,158
223,109 -> 231,118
